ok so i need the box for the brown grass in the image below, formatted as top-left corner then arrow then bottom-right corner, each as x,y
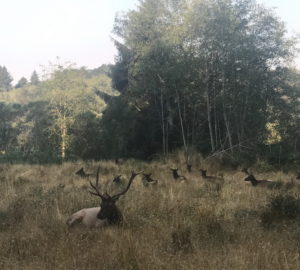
1,158 -> 300,270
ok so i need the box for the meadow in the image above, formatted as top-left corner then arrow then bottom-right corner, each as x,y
1,154 -> 300,270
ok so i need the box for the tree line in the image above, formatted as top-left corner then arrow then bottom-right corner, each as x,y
0,0 -> 299,167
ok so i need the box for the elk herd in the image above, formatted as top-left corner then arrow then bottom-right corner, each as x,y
69,163 -> 299,228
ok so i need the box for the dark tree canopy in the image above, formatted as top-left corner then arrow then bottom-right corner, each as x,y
0,0 -> 299,167
101,0 -> 299,164
0,66 -> 13,91
30,70 -> 40,85
15,77 -> 28,88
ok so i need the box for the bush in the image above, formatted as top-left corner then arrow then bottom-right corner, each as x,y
261,194 -> 300,226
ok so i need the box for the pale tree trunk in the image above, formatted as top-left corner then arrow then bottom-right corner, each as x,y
205,63 -> 215,153
160,88 -> 166,155
60,115 -> 67,160
176,89 -> 187,153
235,112 -> 242,151
207,90 -> 215,152
221,68 -> 233,152
158,74 -> 167,155
223,108 -> 233,152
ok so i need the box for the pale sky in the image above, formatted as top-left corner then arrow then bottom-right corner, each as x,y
0,0 -> 299,83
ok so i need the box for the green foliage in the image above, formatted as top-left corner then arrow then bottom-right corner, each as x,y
30,70 -> 40,85
108,0 -> 299,163
15,77 -> 28,88
69,111 -> 103,160
0,64 -> 115,163
42,65 -> 109,160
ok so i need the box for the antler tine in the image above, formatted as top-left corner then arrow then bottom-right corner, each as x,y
89,166 -> 105,199
112,171 -> 142,199
89,182 -> 103,197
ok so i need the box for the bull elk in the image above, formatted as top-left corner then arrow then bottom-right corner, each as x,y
67,168 -> 141,227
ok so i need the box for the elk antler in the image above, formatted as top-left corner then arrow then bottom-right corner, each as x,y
89,167 -> 106,199
111,171 -> 142,200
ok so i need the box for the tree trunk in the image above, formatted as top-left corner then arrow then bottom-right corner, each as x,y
223,108 -> 233,152
61,116 -> 67,160
176,89 -> 187,153
207,90 -> 215,152
160,88 -> 166,155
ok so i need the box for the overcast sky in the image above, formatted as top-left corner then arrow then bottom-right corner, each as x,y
0,0 -> 299,82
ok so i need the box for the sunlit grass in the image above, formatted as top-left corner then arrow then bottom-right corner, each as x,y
0,157 -> 300,270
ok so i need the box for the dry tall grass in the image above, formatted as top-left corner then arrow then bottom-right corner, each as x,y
1,158 -> 300,270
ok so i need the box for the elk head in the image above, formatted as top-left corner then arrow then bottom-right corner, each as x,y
142,173 -> 158,186
170,168 -> 179,179
199,169 -> 207,177
113,175 -> 122,184
75,168 -> 95,178
296,173 -> 300,180
241,168 -> 250,175
89,168 -> 140,225
244,175 -> 255,181
244,174 -> 258,186
170,168 -> 186,181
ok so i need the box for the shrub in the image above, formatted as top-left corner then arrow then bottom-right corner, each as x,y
261,194 -> 300,226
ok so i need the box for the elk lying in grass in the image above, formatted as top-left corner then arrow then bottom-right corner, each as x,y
200,169 -> 223,180
170,168 -> 187,181
186,164 -> 192,173
115,158 -> 124,165
112,175 -> 122,184
75,168 -> 95,178
244,174 -> 273,187
67,168 -> 140,227
142,173 -> 158,186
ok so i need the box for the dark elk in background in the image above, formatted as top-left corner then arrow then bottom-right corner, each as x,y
75,168 -> 95,178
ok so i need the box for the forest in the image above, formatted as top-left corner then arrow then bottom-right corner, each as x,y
0,0 -> 299,167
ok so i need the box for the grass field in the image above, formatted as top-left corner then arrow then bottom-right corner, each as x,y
1,155 -> 300,270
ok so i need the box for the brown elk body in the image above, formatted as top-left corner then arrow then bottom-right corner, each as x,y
200,169 -> 223,180
244,174 -> 273,186
75,168 -> 95,178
